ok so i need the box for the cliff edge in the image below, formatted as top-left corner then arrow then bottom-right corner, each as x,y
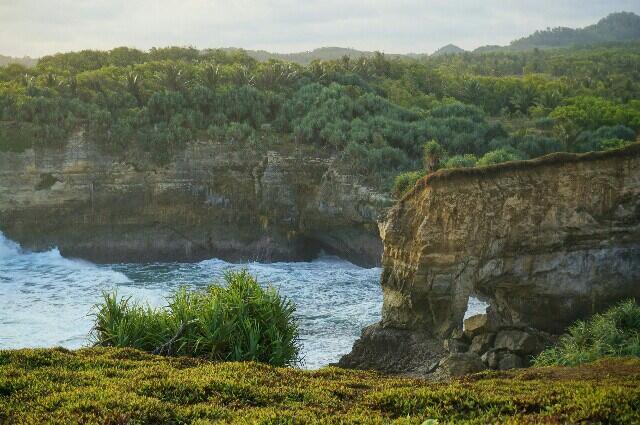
0,132 -> 392,266
340,144 -> 640,374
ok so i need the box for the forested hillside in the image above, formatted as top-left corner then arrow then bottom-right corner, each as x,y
219,47 -> 408,65
508,12 -> 640,51
1,42 -> 638,191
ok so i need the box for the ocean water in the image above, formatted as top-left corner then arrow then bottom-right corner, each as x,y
0,232 -> 487,368
0,232 -> 384,368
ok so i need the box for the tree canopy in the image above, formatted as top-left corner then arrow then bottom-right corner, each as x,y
1,43 -> 638,190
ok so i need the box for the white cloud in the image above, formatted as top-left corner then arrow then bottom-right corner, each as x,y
0,0 -> 638,57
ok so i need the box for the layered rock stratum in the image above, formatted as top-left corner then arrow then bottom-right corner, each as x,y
0,131 -> 391,266
341,144 -> 640,374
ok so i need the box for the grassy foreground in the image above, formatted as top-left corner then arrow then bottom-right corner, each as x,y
1,348 -> 639,424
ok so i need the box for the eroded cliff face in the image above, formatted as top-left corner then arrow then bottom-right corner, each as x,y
341,145 -> 640,374
0,131 -> 391,266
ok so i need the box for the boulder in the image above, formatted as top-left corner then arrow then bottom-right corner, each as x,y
463,314 -> 492,339
444,338 -> 469,353
337,324 -> 446,375
437,353 -> 487,377
494,330 -> 538,355
498,352 -> 524,370
481,350 -> 500,369
469,333 -> 496,355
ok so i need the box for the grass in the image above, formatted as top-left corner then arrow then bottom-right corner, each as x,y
534,299 -> 640,367
0,348 -> 639,424
92,270 -> 300,367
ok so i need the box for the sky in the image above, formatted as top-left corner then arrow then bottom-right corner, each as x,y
1,0 -> 639,58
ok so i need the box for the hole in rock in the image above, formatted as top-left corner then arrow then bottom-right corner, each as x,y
463,295 -> 490,322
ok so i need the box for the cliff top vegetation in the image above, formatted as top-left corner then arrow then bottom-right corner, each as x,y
1,347 -> 638,424
1,36 -> 639,190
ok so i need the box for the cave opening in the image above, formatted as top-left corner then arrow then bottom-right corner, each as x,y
298,236 -> 339,262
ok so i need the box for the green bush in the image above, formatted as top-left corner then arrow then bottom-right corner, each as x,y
393,170 -> 425,197
442,154 -> 477,169
477,148 -> 523,166
93,270 -> 300,367
534,299 -> 640,367
599,138 -> 635,151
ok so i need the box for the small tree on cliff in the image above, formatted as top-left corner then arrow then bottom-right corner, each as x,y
423,139 -> 446,172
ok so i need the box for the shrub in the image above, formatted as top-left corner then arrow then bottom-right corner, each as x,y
573,125 -> 637,152
442,154 -> 477,169
92,270 -> 300,366
477,148 -> 523,166
393,170 -> 425,197
600,138 -> 635,150
534,299 -> 640,367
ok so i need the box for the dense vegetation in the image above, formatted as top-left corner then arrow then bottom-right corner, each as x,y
0,348 -> 638,424
506,12 -> 640,51
93,271 -> 300,367
1,27 -> 639,190
534,299 -> 640,367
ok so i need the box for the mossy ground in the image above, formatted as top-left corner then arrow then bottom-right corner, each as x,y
0,348 -> 638,424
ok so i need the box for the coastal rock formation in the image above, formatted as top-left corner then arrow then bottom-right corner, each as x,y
341,145 -> 640,374
0,131 -> 391,266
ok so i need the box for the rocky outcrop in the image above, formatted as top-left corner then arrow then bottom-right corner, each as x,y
0,131 -> 392,266
341,145 -> 640,374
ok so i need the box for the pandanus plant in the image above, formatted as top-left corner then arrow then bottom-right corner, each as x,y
156,64 -> 190,92
200,63 -> 221,89
125,71 -> 143,106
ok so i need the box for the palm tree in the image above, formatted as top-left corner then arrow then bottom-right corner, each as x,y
535,90 -> 561,110
157,64 -> 189,92
44,72 -> 59,88
255,62 -> 298,89
231,65 -> 255,86
509,86 -> 537,114
200,63 -> 221,90
125,71 -> 143,106
20,74 -> 35,87
64,76 -> 78,97
460,78 -> 482,105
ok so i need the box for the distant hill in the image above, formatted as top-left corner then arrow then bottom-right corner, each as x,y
216,47 -> 407,65
2,12 -> 639,68
0,55 -> 37,67
431,44 -> 466,56
472,45 -> 503,54
474,12 -> 640,53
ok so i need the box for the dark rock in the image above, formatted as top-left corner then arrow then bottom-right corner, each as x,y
450,327 -> 467,341
494,330 -> 538,355
337,323 -> 445,376
498,352 -> 524,370
444,338 -> 469,353
469,333 -> 496,355
481,350 -> 500,369
437,353 -> 487,377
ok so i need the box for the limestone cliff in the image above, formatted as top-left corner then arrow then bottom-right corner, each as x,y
0,131 -> 391,266
341,145 -> 640,374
